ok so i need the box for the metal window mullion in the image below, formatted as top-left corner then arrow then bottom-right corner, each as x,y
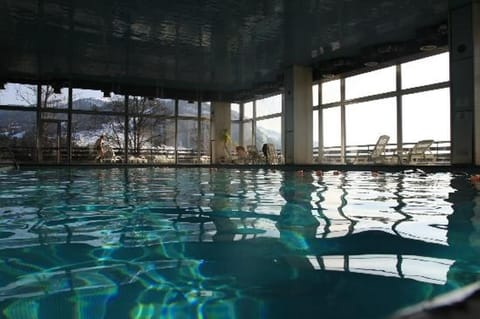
396,64 -> 403,155
124,95 -> 129,163
197,101 -> 201,163
239,102 -> 244,146
340,78 -> 346,163
318,83 -> 324,161
174,99 -> 178,164
67,84 -> 72,163
36,83 -> 42,162
253,100 -> 257,146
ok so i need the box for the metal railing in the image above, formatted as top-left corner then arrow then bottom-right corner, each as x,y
315,140 -> 451,165
1,141 -> 451,165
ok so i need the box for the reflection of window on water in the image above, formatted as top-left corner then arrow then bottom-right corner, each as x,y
310,254 -> 454,285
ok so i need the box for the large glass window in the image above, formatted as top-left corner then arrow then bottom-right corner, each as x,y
243,121 -> 253,146
256,95 -> 282,118
72,89 -> 104,111
231,103 -> 240,120
345,66 -> 396,100
178,100 -> 197,117
322,80 -> 341,104
38,112 -> 68,162
402,88 -> 450,143
72,113 -> 122,162
401,52 -> 449,89
323,107 -> 341,148
313,84 -> 319,106
177,119 -> 199,163
345,97 -> 397,146
0,83 -> 38,107
244,102 -> 253,120
255,117 -> 282,151
201,102 -> 211,118
0,109 -> 36,161
231,122 -> 240,146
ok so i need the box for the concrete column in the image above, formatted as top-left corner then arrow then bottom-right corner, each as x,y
283,65 -> 313,164
212,101 -> 231,163
449,0 -> 480,164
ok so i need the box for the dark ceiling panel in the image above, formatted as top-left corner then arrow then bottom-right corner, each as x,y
0,0 -> 449,100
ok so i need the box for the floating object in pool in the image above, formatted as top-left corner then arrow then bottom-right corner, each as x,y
470,174 -> 480,183
296,170 -> 304,176
333,170 -> 340,175
315,170 -> 323,176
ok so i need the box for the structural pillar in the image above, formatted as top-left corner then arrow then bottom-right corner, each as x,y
449,0 -> 480,164
212,101 -> 231,163
283,65 -> 313,164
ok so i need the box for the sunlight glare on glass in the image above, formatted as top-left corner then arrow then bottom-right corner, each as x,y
401,52 -> 449,89
346,97 -> 397,145
323,107 -> 341,147
402,88 -> 450,143
256,94 -> 282,117
346,66 -> 396,100
321,80 -> 340,104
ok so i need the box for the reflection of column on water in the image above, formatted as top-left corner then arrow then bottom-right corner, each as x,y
209,170 -> 250,242
445,175 -> 480,286
447,175 -> 478,248
276,172 -> 320,250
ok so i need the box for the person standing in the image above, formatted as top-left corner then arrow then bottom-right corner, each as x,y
94,134 -> 105,162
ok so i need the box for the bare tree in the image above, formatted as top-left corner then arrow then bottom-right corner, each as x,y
107,97 -> 174,155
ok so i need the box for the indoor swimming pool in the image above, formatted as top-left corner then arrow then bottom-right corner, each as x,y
0,167 -> 479,319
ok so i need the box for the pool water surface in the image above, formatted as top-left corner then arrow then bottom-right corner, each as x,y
0,167 -> 479,319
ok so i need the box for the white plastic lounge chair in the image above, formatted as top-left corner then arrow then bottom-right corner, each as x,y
100,145 -> 122,163
246,145 -> 263,164
354,135 -> 390,164
399,139 -> 435,164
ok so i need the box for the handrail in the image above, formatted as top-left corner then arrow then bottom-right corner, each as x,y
315,140 -> 451,165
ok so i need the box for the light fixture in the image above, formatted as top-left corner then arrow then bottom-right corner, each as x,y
322,74 -> 336,80
419,44 -> 438,52
364,61 -> 379,67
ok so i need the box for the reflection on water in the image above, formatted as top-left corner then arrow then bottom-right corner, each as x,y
0,168 -> 479,319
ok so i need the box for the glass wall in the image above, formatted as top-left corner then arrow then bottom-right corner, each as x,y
0,109 -> 36,162
0,83 -> 211,164
345,66 -> 396,100
401,52 -> 449,89
230,94 -> 283,162
402,88 -> 450,143
255,95 -> 282,157
315,51 -> 450,165
346,98 -> 397,145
